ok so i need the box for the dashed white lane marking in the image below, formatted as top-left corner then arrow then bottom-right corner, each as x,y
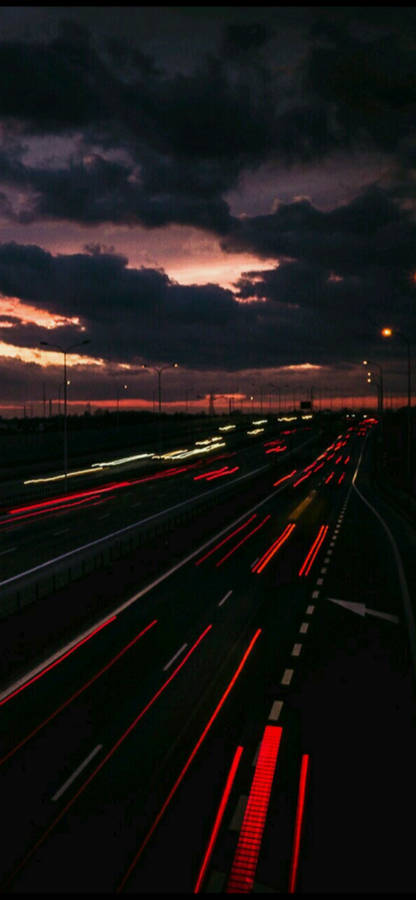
229,795 -> 248,831
327,549 -> 333,555
163,643 -> 188,671
218,590 -> 232,607
52,529 -> 70,536
97,514 -> 110,520
312,590 -> 320,599
321,567 -> 327,574
330,541 -> 335,547
324,556 -> 330,564
268,700 -> 284,721
281,668 -> 294,685
0,547 -> 16,555
291,643 -> 302,657
51,745 -> 102,802
300,622 -> 309,634
251,557 -> 259,568
316,578 -> 324,585
306,605 -> 315,615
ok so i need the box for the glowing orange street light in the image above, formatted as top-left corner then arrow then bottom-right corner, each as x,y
381,327 -> 393,338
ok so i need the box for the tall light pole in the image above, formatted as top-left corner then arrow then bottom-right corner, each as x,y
115,383 -> 128,427
363,360 -> 384,416
142,363 -> 179,414
40,339 -> 91,491
381,327 -> 412,488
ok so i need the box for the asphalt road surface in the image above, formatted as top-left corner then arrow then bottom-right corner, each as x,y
0,418 -> 415,894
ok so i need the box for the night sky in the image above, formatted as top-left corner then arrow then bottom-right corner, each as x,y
1,6 -> 416,414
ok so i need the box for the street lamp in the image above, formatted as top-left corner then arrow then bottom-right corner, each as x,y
115,383 -> 128,427
362,360 -> 384,416
381,327 -> 412,487
142,363 -> 179,414
40,339 -> 91,491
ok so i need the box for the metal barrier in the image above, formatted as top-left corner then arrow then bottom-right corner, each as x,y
0,432 -> 320,619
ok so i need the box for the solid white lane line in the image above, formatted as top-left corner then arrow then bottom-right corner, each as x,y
163,643 -> 188,671
218,590 -> 232,607
352,442 -> 416,678
52,529 -> 69,536
2,438 -> 315,700
0,547 -> 16,555
3,434 -> 318,591
51,745 -> 102,802
312,590 -> 320,599
316,578 -> 324,585
268,700 -> 283,721
306,605 -> 315,615
281,668 -> 294,685
291,643 -> 302,657
299,622 -> 309,634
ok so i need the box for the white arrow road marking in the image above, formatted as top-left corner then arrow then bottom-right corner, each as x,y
328,597 -> 399,623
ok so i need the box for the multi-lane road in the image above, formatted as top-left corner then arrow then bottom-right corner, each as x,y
1,415 -> 415,893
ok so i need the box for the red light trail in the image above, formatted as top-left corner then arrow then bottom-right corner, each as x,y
288,754 -> 310,893
0,614 -> 117,708
252,523 -> 296,574
3,625 -> 213,890
273,469 -> 297,487
195,515 -> 257,566
226,725 -> 283,893
0,619 -> 158,766
117,629 -> 262,892
194,745 -> 244,893
298,525 -> 328,576
216,515 -> 271,567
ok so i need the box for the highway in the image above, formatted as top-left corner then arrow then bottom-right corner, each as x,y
0,419 -> 310,584
0,415 -> 415,893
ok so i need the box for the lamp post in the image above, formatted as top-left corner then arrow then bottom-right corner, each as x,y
363,360 -> 384,416
142,363 -> 179,414
116,383 -> 128,427
381,327 -> 412,488
366,370 -> 382,411
40,339 -> 90,491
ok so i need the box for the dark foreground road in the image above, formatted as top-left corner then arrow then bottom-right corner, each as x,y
0,420 -> 415,893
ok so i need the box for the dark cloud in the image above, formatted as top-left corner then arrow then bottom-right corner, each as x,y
0,12 -> 414,239
0,9 -> 416,409
222,187 -> 416,278
304,22 -> 416,155
1,236 -> 414,379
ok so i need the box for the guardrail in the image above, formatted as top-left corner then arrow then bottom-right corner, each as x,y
0,432 -> 320,619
